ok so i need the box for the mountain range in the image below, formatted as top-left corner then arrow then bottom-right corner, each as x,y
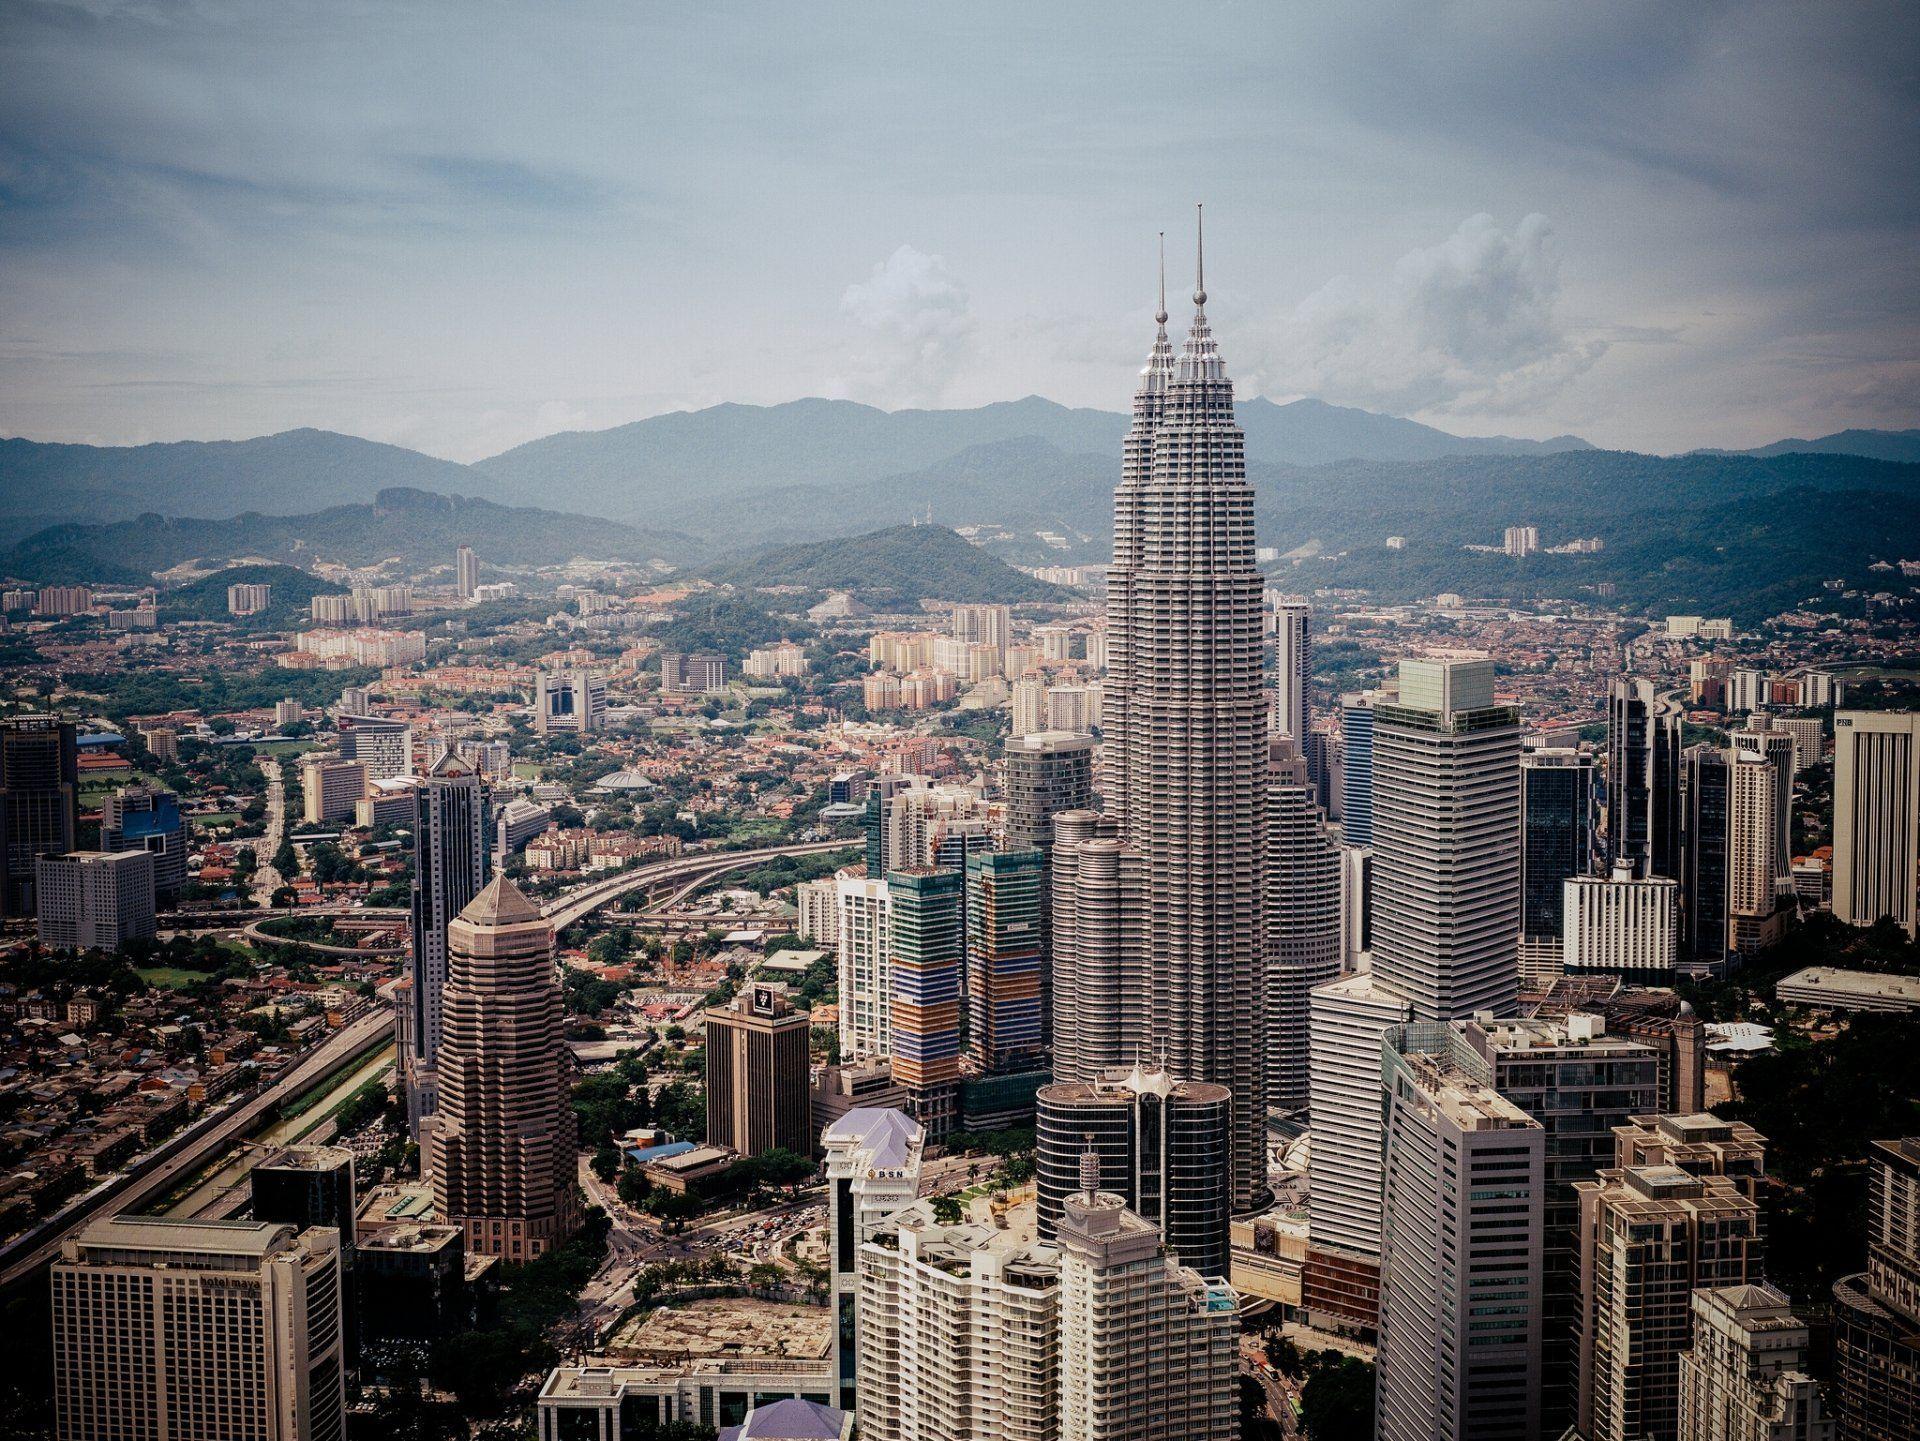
700,522 -> 1069,608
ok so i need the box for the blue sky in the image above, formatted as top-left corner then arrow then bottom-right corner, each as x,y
1,0 -> 1915,459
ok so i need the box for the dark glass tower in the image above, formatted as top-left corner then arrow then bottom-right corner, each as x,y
1521,750 -> 1595,944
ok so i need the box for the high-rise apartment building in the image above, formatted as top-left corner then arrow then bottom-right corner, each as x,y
1563,863 -> 1680,976
1607,677 -> 1683,880
406,753 -> 488,1134
1831,710 -> 1919,937
1,713 -> 78,917
1729,747 -> 1790,955
834,875 -> 892,1061
1572,1164 -> 1764,1441
1685,744 -> 1734,967
1047,811 -> 1145,1086
533,668 -> 607,734
52,1216 -> 346,1441
705,983 -> 811,1158
1270,597 -> 1310,743
456,544 -> 480,600
100,784 -> 187,902
886,868 -> 965,1140
659,651 -> 727,695
823,1107 -> 924,1411
950,603 -> 1011,655
227,580 -> 273,616
1035,1063 -> 1232,1278
1833,1136 -> 1920,1441
424,877 -> 579,1261
1264,771 -> 1340,1110
1089,223 -> 1267,1208
1521,747 -> 1594,948
1370,657 -> 1523,1019
36,849 -> 156,951
965,850 -> 1045,1075
1735,718 -> 1797,885
337,713 -> 413,782
1340,692 -> 1377,847
1678,1283 -> 1834,1441
1010,675 -> 1048,738
1376,1024 -> 1544,1441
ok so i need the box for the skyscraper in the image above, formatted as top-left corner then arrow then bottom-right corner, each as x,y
1684,744 -> 1734,967
35,850 -> 156,951
1340,692 -> 1377,848
1831,710 -> 1919,938
824,1107 -> 925,1412
1090,214 -> 1266,1209
1376,1025 -> 1544,1441
886,867 -> 965,1140
1264,768 -> 1341,1110
406,752 -> 488,1135
456,543 -> 480,599
52,1216 -> 346,1441
1678,1284 -> 1834,1441
705,982 -> 812,1158
1606,677 -> 1683,879
1833,1136 -> 1920,1441
100,784 -> 187,903
0,713 -> 78,917
1520,748 -> 1594,949
966,849 -> 1046,1075
534,667 -> 607,734
337,712 -> 413,782
424,876 -> 579,1262
1734,716 -> 1797,886
1370,657 -> 1523,1019
1002,731 -> 1094,855
1270,596 -> 1310,743
1047,810 -> 1145,1087
1034,1063 -> 1232,1278
1728,747 -> 1789,955
834,874 -> 893,1060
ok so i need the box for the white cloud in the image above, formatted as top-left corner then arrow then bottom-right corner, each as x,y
1247,214 -> 1608,417
836,245 -> 975,408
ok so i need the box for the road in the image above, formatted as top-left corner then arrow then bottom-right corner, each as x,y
246,754 -> 288,905
541,838 -> 852,933
0,1004 -> 393,1293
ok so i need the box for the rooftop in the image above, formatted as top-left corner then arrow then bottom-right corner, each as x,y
607,1298 -> 833,1363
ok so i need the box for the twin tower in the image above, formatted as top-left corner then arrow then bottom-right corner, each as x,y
1049,210 -> 1268,1214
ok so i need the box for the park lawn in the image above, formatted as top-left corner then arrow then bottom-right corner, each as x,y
512,761 -> 544,779
252,739 -> 321,758
136,967 -> 204,990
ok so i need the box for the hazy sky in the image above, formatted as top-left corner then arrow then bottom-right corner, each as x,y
2,1 -> 1916,460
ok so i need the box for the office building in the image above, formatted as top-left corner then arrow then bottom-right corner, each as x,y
1002,731 -> 1094,854
1564,864 -> 1680,976
251,1145 -> 356,1249
1054,1173 -> 1239,1441
660,651 -> 727,694
1729,748 -> 1790,955
52,1216 -> 346,1441
533,667 -> 606,734
1831,710 -> 1919,938
337,713 -> 413,782
1774,715 -> 1825,778
1371,657 -> 1523,1019
1677,1284 -> 1833,1441
965,849 -> 1045,1075
1607,677 -> 1683,880
1462,1014 -> 1665,1437
1685,744 -> 1734,968
100,784 -> 187,902
1303,971 -> 1410,1333
886,868 -> 964,1139
407,753 -> 488,1135
1522,747 -> 1594,948
1572,1165 -> 1764,1441
424,877 -> 579,1261
302,758 -> 366,824
823,1107 -> 925,1411
1,713 -> 78,917
1264,770 -> 1341,1110
227,580 -> 273,616
493,795 -> 550,865
834,874 -> 892,1061
1376,1024 -> 1544,1441
705,983 -> 811,1158
1270,596 -> 1310,743
1093,227 -> 1267,1208
1035,1063 -> 1232,1278
456,544 -> 480,599
35,850 -> 156,951
1339,842 -> 1372,969
1047,811 -> 1145,1086
1832,1137 -> 1920,1441
1340,692 -> 1377,847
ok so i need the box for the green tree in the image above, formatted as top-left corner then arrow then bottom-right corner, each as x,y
1300,1357 -> 1375,1440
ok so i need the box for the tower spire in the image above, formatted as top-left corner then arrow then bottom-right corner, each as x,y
1156,231 -> 1168,326
1194,203 -> 1206,306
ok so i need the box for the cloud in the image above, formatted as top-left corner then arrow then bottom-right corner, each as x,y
836,244 -> 975,408
1247,214 -> 1608,417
